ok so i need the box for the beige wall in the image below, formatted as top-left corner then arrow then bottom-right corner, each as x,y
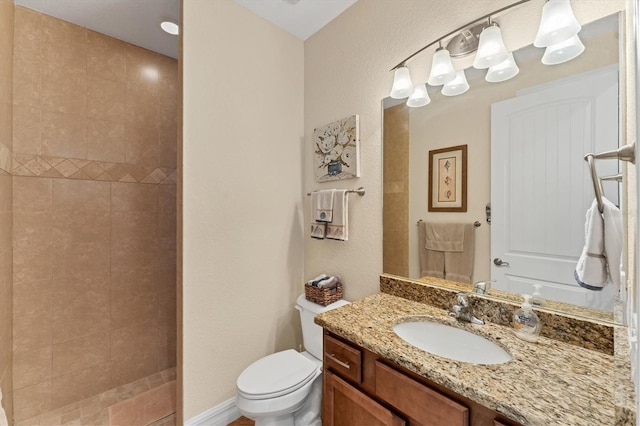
0,0 -> 13,423
304,0 -> 627,300
182,0 -> 304,420
11,7 -> 177,422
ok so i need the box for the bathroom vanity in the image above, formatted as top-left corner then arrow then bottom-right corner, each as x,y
315,292 -> 636,426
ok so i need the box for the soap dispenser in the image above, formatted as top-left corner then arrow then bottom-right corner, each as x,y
531,284 -> 544,307
513,295 -> 540,343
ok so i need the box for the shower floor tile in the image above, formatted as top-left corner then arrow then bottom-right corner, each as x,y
15,367 -> 176,426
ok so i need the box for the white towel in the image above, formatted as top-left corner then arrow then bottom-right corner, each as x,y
312,189 -> 335,222
0,387 -> 8,426
326,190 -> 349,241
575,197 -> 622,291
310,222 -> 326,239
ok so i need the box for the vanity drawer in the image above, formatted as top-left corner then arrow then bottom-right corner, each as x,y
324,334 -> 362,383
375,361 -> 469,426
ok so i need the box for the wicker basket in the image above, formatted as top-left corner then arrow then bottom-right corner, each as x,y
304,283 -> 343,306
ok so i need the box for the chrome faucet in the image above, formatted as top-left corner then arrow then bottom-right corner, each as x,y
449,292 -> 484,325
473,280 -> 492,294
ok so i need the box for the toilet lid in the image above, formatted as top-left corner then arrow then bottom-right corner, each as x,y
237,349 -> 318,400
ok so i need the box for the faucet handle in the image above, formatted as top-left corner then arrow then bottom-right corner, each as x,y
456,292 -> 469,306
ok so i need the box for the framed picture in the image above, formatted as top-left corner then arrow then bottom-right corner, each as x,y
428,144 -> 467,212
314,115 -> 360,182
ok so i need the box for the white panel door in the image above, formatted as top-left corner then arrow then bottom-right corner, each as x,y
491,66 -> 619,309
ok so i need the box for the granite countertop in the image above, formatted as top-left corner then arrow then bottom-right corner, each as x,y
315,293 -> 633,426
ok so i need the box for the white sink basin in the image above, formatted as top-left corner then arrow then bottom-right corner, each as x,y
393,321 -> 511,365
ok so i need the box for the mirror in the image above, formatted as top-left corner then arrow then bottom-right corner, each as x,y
383,13 -> 621,323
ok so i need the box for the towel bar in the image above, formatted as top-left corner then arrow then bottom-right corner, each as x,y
416,219 -> 481,228
306,187 -> 365,196
583,142 -> 635,213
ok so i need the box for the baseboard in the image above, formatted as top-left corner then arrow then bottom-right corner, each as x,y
185,397 -> 240,426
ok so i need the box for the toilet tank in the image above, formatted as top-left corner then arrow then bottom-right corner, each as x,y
295,294 -> 349,360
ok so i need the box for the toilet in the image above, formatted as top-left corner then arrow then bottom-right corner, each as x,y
235,294 -> 349,426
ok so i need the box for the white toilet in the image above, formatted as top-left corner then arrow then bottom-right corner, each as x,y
236,294 -> 349,426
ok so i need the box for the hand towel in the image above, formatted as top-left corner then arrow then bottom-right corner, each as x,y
575,197 -> 622,290
307,274 -> 328,286
444,224 -> 475,283
317,276 -> 340,289
424,222 -> 465,252
418,221 -> 445,279
326,190 -> 349,241
312,189 -> 335,222
310,222 -> 326,239
0,388 -> 7,426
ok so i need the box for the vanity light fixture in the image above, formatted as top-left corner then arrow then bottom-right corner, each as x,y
473,21 -> 509,69
387,0 -> 583,106
406,84 -> 431,107
390,66 -> 414,99
485,52 -> 520,82
534,0 -> 581,48
161,21 -> 179,35
441,71 -> 470,96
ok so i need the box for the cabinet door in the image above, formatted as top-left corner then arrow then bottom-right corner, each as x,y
324,370 -> 405,426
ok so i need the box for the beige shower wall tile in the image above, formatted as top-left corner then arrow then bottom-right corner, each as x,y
41,65 -> 87,116
41,110 -> 87,159
125,84 -> 157,127
111,210 -> 157,244
13,279 -> 51,318
51,364 -> 110,410
13,312 -> 52,353
50,272 -> 109,314
111,322 -> 158,359
0,174 -> 12,212
52,210 -> 110,247
13,176 -> 52,211
109,351 -> 158,389
125,44 -> 158,91
52,332 -> 109,377
111,182 -> 158,212
158,185 -> 175,212
12,55 -> 41,109
87,30 -> 126,82
52,179 -> 110,211
125,122 -> 158,167
157,55 -> 178,94
158,122 -> 177,169
51,293 -> 110,344
13,345 -> 52,389
41,13 -> 87,74
110,279 -> 158,331
14,210 -> 52,249
13,6 -> 44,62
53,241 -> 110,278
13,243 -> 52,284
87,76 -> 125,122
13,104 -> 41,155
13,380 -> 51,421
86,118 -> 125,163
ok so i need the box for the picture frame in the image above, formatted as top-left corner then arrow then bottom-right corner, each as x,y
428,144 -> 467,212
314,115 -> 360,182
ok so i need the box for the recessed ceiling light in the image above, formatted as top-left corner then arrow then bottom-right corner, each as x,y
161,21 -> 179,35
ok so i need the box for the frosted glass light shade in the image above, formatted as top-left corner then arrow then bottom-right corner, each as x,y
427,48 -> 456,86
542,34 -> 585,65
534,0 -> 581,48
486,52 -> 520,82
390,66 -> 414,99
441,71 -> 470,96
406,84 -> 431,108
473,25 -> 509,69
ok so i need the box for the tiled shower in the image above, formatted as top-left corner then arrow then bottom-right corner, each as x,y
2,4 -> 178,423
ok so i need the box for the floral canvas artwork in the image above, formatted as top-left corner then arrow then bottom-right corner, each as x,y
314,115 -> 360,182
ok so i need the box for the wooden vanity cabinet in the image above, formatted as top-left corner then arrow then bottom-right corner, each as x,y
322,330 -> 522,426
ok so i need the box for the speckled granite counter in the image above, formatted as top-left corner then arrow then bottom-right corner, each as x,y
315,293 -> 636,426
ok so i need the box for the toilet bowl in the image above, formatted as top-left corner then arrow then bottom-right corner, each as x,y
235,295 -> 349,426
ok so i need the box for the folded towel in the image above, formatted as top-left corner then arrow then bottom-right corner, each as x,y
424,223 -> 465,252
317,276 -> 340,289
418,221 -> 445,278
312,189 -> 335,222
326,190 -> 349,241
310,222 -> 326,240
307,274 -> 328,286
575,197 -> 622,290
444,224 -> 475,283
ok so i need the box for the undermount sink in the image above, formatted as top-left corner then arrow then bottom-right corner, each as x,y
393,321 -> 511,365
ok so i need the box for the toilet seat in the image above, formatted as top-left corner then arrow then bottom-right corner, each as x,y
237,350 -> 319,400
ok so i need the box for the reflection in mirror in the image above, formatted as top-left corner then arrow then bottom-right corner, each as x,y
383,13 -> 621,323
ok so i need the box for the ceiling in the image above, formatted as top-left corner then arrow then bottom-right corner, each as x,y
14,0 -> 357,60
